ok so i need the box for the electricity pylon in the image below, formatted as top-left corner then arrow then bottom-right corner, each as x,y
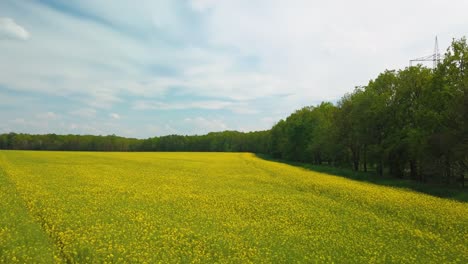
409,36 -> 442,68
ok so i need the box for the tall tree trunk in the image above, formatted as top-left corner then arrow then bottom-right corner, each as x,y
462,159 -> 467,188
390,158 -> 403,179
410,159 -> 418,181
363,145 -> 367,172
445,155 -> 451,185
378,158 -> 384,177
351,144 -> 360,171
353,160 -> 359,171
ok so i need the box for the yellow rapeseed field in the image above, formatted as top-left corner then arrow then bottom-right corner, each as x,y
0,150 -> 467,263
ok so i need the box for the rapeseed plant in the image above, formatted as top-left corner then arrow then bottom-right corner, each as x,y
0,151 -> 466,263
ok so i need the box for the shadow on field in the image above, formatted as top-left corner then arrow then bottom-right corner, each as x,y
254,154 -> 468,203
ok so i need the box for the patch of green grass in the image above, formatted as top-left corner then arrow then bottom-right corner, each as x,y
0,161 -> 59,263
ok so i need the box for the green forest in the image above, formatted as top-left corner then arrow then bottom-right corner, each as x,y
1,38 -> 466,186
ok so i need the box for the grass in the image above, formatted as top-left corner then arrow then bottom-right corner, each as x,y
0,157 -> 59,262
0,150 -> 467,263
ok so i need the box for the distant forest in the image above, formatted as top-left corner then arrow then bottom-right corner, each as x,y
1,38 -> 466,185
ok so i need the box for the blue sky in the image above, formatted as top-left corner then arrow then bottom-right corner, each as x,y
1,0 -> 467,138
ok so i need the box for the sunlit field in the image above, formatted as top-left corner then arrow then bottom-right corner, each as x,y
0,151 -> 467,263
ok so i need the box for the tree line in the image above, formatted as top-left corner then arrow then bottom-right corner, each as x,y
0,131 -> 270,153
269,38 -> 467,185
1,38 -> 466,185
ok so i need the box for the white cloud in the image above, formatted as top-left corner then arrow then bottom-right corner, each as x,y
69,108 -> 97,118
146,124 -> 179,136
0,2 -> 174,106
1,1 -> 468,136
1,110 -> 140,136
133,100 -> 231,110
189,0 -> 468,101
11,118 -> 26,125
190,0 -> 217,12
260,117 -> 277,127
0,1 -> 290,111
8,116 -> 55,134
35,111 -> 59,120
133,99 -> 259,114
0,91 -> 37,106
183,117 -> 228,133
110,113 -> 120,119
0,126 -> 12,133
0,17 -> 29,40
